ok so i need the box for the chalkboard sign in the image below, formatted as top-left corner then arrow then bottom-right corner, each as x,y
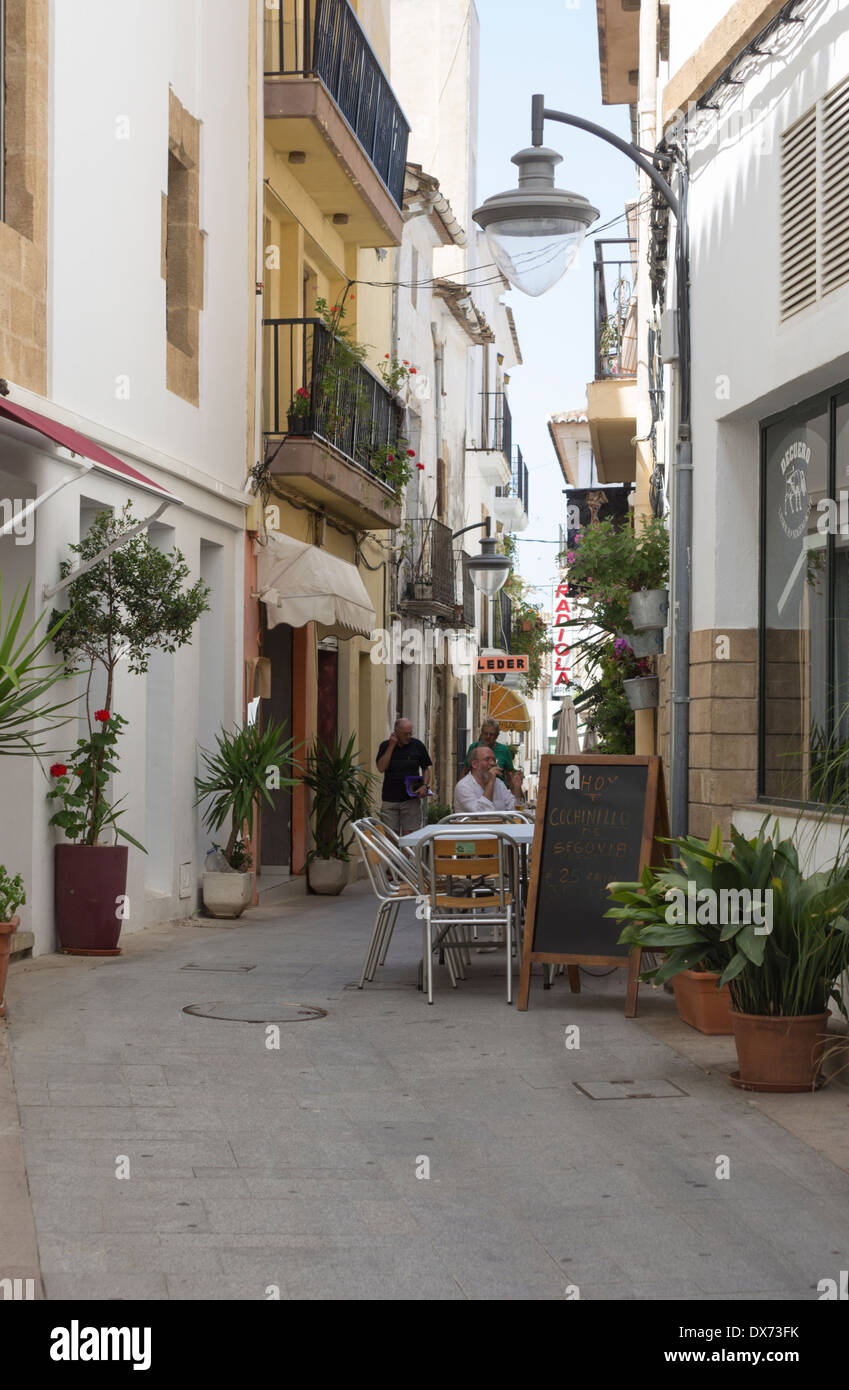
517,755 -> 668,1016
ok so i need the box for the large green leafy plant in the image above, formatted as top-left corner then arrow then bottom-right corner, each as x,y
301,734 -> 377,862
47,503 -> 210,847
0,866 -> 25,922
0,579 -> 75,756
607,821 -> 849,1018
195,719 -> 301,870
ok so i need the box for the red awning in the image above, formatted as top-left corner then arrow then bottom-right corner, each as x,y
0,398 -> 179,502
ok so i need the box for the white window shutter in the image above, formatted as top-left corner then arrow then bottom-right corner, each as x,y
780,109 -> 818,319
821,76 -> 849,299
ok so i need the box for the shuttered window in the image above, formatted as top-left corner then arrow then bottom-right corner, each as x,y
780,77 -> 849,319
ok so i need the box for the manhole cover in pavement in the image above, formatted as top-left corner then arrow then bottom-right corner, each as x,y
182,1002 -> 327,1022
573,1078 -> 688,1100
180,963 -> 257,972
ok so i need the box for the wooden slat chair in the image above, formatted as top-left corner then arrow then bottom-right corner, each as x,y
352,820 -> 462,991
415,828 -> 520,1005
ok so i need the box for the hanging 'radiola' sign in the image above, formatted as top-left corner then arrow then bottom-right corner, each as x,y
552,580 -> 570,691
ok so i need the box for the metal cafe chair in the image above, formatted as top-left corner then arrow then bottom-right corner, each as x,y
414,827 -> 520,1005
351,821 -> 463,991
440,811 -> 532,824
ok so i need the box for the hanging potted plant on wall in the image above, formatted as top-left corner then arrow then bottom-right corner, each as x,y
613,637 -> 659,711
194,719 -> 301,918
0,867 -> 24,1018
47,503 -> 210,954
608,821 -> 849,1090
301,734 -> 376,895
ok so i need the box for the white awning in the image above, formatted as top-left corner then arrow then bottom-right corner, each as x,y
254,531 -> 376,640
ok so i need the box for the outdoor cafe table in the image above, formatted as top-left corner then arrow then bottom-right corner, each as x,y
399,821 -> 536,992
400,820 -> 536,906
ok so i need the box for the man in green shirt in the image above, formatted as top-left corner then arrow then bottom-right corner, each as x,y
464,718 -> 515,784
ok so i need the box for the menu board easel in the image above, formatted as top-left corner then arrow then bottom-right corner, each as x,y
517,755 -> 669,1016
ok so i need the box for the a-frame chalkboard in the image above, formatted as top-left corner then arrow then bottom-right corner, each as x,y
517,755 -> 669,1016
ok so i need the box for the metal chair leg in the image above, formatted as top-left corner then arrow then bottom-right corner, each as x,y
359,903 -> 389,987
376,901 -> 400,967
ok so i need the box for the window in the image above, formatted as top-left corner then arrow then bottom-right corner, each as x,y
162,90 -> 203,405
780,76 -> 849,319
760,381 -> 849,802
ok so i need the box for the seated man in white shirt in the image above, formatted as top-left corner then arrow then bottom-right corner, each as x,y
453,744 -> 517,814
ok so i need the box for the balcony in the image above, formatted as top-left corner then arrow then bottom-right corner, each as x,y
587,237 -> 638,483
398,518 -> 457,619
493,446 -> 530,532
264,0 -> 409,247
466,392 -> 512,487
263,317 -> 404,529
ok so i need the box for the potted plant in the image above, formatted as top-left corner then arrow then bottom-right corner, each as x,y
613,637 -> 658,711
47,504 -> 210,953
377,354 -> 418,401
194,719 -> 301,918
287,385 -> 312,436
608,821 -> 849,1090
563,516 -> 669,636
0,867 -> 24,1018
301,734 -> 377,895
0,578 -> 76,756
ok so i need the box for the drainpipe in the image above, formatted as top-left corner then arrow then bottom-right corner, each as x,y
670,168 -> 692,839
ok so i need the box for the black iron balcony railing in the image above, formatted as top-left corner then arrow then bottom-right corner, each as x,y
462,554 -> 476,628
263,317 -> 405,484
401,518 -> 455,609
264,0 -> 410,210
594,238 -> 637,380
468,392 -> 512,463
496,446 -> 530,514
498,590 -> 512,653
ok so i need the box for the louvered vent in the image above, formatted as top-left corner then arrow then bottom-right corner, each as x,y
821,76 -> 849,298
780,111 -> 817,319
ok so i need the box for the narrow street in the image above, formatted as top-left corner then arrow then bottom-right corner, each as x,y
4,885 -> 849,1302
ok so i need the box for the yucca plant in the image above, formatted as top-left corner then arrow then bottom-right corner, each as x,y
194,719 -> 301,868
0,578 -> 76,756
300,734 -> 377,862
607,820 -> 849,1018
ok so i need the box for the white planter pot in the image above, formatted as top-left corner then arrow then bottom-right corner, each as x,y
308,858 -> 349,895
201,871 -> 254,919
623,676 -> 659,710
629,588 -> 669,632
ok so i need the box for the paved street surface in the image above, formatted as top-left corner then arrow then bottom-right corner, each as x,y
5,882 -> 849,1301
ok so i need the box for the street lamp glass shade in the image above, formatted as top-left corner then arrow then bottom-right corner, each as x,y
472,147 -> 599,297
484,220 -> 588,298
467,537 -> 511,595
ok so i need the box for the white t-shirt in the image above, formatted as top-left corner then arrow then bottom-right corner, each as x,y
453,771 -> 516,814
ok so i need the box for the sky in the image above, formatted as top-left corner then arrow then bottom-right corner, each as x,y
475,0 -> 634,613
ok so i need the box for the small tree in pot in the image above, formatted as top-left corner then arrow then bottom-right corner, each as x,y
47,503 -> 210,953
301,734 -> 377,895
194,719 -> 301,918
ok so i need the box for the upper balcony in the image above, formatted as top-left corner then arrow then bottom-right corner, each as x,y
264,0 -> 409,247
586,237 -> 639,484
263,316 -> 404,529
493,446 -> 530,532
466,392 -> 512,488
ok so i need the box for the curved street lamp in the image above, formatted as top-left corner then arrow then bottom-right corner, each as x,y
452,519 -> 511,596
472,95 -> 692,840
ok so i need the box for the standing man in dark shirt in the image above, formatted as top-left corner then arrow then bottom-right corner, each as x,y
375,717 -> 432,835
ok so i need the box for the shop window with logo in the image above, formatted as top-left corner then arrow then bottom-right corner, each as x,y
760,384 -> 849,802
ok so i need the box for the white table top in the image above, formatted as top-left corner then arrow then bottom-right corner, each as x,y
401,821 -> 535,847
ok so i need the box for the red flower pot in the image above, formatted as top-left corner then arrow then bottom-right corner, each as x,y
0,916 -> 19,1018
729,1011 -> 831,1092
54,844 -> 128,955
672,969 -> 733,1035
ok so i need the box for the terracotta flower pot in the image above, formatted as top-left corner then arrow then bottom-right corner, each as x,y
730,1010 -> 831,1092
672,969 -> 733,1035
54,844 -> 129,955
0,916 -> 19,1018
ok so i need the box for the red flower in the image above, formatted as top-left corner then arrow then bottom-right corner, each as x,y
349,294 -> 355,300
384,353 -> 390,359
409,368 -> 417,374
94,710 -> 110,723
331,305 -> 340,312
416,463 -> 425,471
403,360 -> 409,365
49,763 -> 67,777
387,455 -> 395,462
296,387 -> 309,398
406,450 -> 415,457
